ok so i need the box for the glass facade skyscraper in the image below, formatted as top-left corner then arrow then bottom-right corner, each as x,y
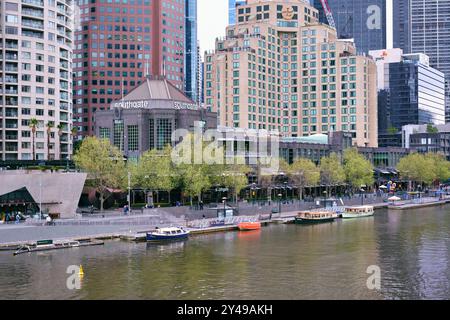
185,0 -> 199,103
393,0 -> 450,123
312,0 -> 387,54
377,54 -> 445,147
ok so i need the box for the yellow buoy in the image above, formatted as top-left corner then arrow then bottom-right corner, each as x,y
79,265 -> 85,277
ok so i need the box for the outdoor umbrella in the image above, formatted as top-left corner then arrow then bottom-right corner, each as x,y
388,196 -> 401,201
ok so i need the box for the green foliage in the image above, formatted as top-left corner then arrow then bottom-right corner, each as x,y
343,148 -> 374,189
387,126 -> 398,135
132,145 -> 176,193
426,124 -> 439,134
398,152 -> 450,185
73,137 -> 126,211
172,132 -> 226,205
220,160 -> 252,203
320,153 -> 346,186
285,158 -> 320,199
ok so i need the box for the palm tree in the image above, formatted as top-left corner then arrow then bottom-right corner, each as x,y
29,118 -> 39,161
46,122 -> 54,160
71,127 -> 78,160
57,124 -> 64,160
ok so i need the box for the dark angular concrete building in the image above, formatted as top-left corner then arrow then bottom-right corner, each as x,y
94,76 -> 217,160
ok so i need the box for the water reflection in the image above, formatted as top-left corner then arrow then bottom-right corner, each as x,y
0,208 -> 449,299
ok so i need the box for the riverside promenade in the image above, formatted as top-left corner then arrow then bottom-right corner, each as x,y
1,195 -> 449,248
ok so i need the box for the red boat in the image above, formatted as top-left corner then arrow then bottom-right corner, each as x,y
238,222 -> 262,231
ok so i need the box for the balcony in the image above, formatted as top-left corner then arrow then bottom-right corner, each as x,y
5,114 -> 18,119
5,145 -> 19,152
5,123 -> 18,129
22,8 -> 44,19
22,20 -> 44,30
22,30 -> 44,39
5,134 -> 18,141
5,53 -> 18,61
0,88 -> 18,94
5,42 -> 19,49
22,0 -> 44,6
5,65 -> 18,72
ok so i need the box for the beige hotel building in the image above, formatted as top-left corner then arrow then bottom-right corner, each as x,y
204,0 -> 378,147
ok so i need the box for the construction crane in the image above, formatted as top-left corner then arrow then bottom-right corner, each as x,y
319,0 -> 336,30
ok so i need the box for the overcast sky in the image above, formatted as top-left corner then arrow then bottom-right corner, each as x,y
198,0 -> 228,54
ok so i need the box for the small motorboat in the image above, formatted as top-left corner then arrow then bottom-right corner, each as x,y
295,211 -> 338,224
238,222 -> 262,231
342,206 -> 374,219
146,227 -> 190,242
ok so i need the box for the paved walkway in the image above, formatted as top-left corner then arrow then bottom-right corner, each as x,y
1,195 -> 445,246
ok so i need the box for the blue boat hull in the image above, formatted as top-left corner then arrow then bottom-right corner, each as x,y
146,233 -> 189,242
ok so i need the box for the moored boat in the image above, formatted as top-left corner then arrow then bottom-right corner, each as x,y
13,239 -> 104,256
146,227 -> 190,242
294,211 -> 338,224
342,206 -> 374,219
238,222 -> 262,231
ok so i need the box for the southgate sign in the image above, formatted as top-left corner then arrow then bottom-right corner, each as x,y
113,100 -> 149,109
113,100 -> 199,111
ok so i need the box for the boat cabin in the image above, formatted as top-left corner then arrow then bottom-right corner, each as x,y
344,206 -> 374,214
297,211 -> 336,219
154,227 -> 186,235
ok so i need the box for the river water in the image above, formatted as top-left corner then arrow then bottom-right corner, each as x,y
0,207 -> 449,300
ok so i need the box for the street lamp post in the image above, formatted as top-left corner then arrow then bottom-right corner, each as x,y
39,174 -> 42,220
360,187 -> 366,206
128,171 -> 132,214
284,181 -> 288,201
222,197 -> 227,221
278,193 -> 282,218
323,190 -> 327,208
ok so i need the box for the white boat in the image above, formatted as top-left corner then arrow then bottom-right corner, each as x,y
342,206 -> 374,219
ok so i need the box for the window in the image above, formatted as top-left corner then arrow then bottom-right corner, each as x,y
156,119 -> 172,150
113,120 -> 124,150
128,125 -> 139,151
99,127 -> 110,139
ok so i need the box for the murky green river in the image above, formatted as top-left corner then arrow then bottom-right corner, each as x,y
1,207 -> 449,299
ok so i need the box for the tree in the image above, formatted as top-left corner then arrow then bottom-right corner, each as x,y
397,153 -> 434,190
179,163 -> 212,206
46,122 -> 54,160
387,126 -> 398,135
73,137 -> 126,211
29,118 -> 39,161
220,161 -> 252,204
343,148 -> 374,191
426,124 -> 439,134
172,132 -> 225,206
428,153 -> 450,183
320,153 -> 346,195
399,153 -> 450,190
285,158 -> 320,201
57,124 -> 64,160
133,146 -> 177,205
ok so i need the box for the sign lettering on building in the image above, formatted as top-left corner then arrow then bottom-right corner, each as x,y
113,100 -> 150,109
112,100 -> 199,111
173,101 -> 199,111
